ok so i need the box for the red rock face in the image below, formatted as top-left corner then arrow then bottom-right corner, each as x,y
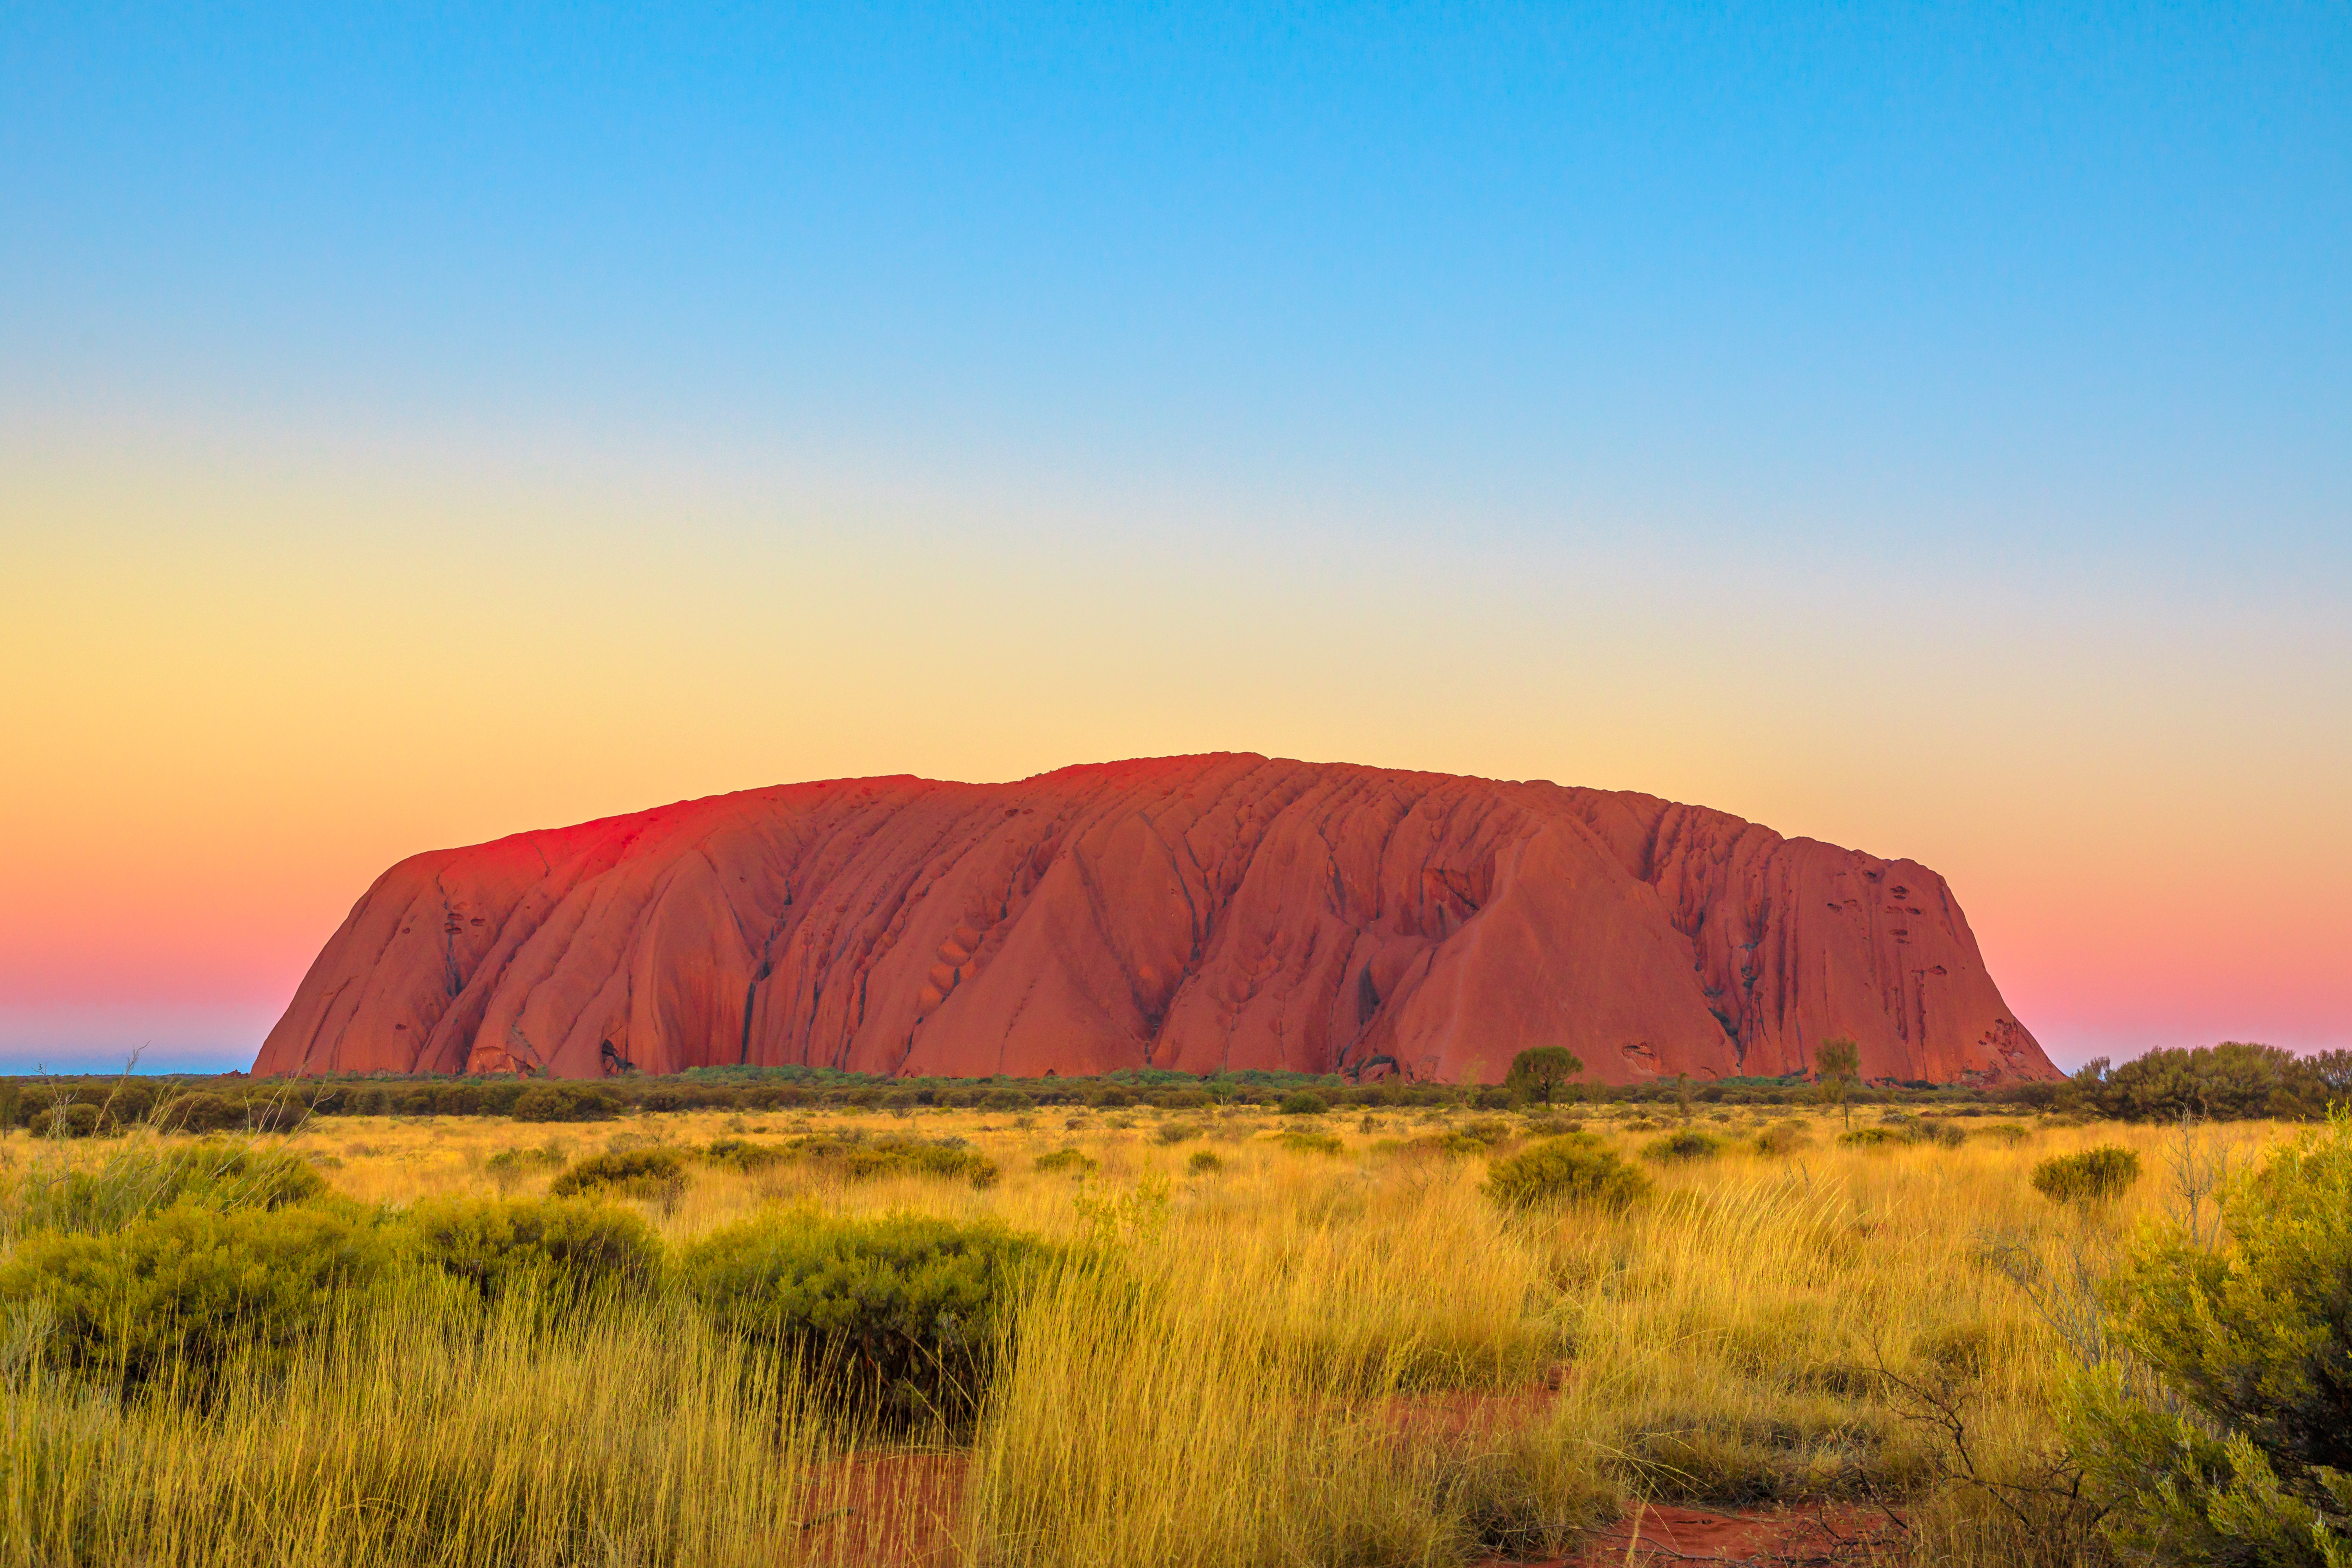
253,755 -> 2057,1086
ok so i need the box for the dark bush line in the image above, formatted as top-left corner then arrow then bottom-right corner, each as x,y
11,1038 -> 2342,1133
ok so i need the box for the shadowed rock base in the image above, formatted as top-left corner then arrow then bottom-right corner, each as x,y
254,754 -> 2056,1085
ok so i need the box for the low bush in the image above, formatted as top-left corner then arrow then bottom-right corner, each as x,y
1522,1115 -> 1584,1138
405,1196 -> 661,1305
1837,1127 -> 1896,1149
5,1140 -> 327,1237
1457,1118 -> 1516,1147
0,1203 -> 394,1395
788,1134 -> 1000,1189
677,1210 -> 1046,1423
154,1092 -> 247,1134
1186,1150 -> 1224,1176
1273,1128 -> 1344,1157
1972,1122 -> 2031,1145
1641,1129 -> 1724,1163
548,1148 -> 690,1201
1484,1134 -> 1651,1212
1753,1120 -> 1812,1157
511,1085 -> 621,1123
2030,1146 -> 2141,1207
700,1137 -> 787,1171
2066,1111 -> 2352,1562
1152,1120 -> 1201,1145
1035,1148 -> 1098,1176
1277,1091 -> 1327,1116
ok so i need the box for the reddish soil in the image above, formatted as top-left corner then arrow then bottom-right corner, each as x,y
1535,1502 -> 1906,1566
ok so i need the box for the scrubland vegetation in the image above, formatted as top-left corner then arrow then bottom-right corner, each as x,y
2,1053 -> 2346,1567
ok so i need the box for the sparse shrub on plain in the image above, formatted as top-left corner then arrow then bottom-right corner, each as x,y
1273,1127 -> 1344,1156
2030,1145 -> 2141,1206
678,1210 -> 1045,1424
1035,1148 -> 1098,1176
1523,1115 -> 1583,1138
1973,1122 -> 2031,1145
1753,1120 -> 1812,1157
511,1084 -> 621,1123
1641,1129 -> 1724,1163
699,1137 -> 786,1171
788,1134 -> 1000,1189
1457,1118 -> 1515,1147
1838,1127 -> 1896,1149
1152,1120 -> 1201,1145
1186,1150 -> 1224,1176
0,1203 -> 394,1395
154,1092 -> 245,1134
1483,1134 -> 1650,1212
2066,1111 -> 2352,1563
5,1140 -> 327,1238
548,1148 -> 690,1201
1277,1091 -> 1327,1116
406,1196 -> 661,1306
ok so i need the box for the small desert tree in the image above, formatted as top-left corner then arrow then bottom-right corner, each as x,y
1670,1073 -> 1696,1122
1504,1047 -> 1584,1107
1815,1037 -> 1862,1130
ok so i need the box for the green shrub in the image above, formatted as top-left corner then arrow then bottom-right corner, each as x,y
1152,1120 -> 1202,1145
0,1203 -> 393,1395
2030,1145 -> 2142,1206
1523,1115 -> 1584,1138
677,1210 -> 1045,1423
2065,1112 -> 2352,1564
1277,1091 -> 1327,1116
155,1092 -> 246,1134
548,1148 -> 690,1200
980,1089 -> 1033,1113
700,1137 -> 787,1171
1457,1118 -> 1515,1147
405,1196 -> 660,1305
5,1140 -> 327,1237
1641,1129 -> 1724,1163
1034,1148 -> 1098,1176
1186,1150 -> 1224,1176
511,1085 -> 621,1123
1838,1127 -> 1896,1149
1753,1121 -> 1812,1157
788,1134 -> 1000,1189
1273,1128 -> 1344,1156
1484,1135 -> 1651,1212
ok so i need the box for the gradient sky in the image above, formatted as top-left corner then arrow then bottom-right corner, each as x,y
4,4 -> 2347,1073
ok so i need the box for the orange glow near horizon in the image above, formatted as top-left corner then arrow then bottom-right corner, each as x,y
5,437 -> 2347,1070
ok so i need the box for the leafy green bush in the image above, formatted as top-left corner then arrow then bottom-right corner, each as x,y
0,1203 -> 393,1395
2030,1145 -> 2141,1206
1641,1129 -> 1724,1163
787,1134 -> 1000,1189
5,1140 -> 326,1237
1837,1127 -> 1896,1149
1273,1128 -> 1344,1156
700,1137 -> 786,1171
1034,1148 -> 1097,1176
511,1085 -> 621,1123
548,1148 -> 690,1200
2065,1112 -> 2352,1564
1277,1091 -> 1327,1116
1186,1150 -> 1225,1176
677,1210 -> 1045,1423
1523,1115 -> 1584,1138
155,1092 -> 246,1134
405,1196 -> 660,1305
1483,1135 -> 1651,1212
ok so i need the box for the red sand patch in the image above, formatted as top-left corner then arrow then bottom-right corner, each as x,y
1528,1501 -> 1905,1565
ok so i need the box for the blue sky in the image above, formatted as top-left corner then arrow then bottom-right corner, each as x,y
4,3 -> 2348,1073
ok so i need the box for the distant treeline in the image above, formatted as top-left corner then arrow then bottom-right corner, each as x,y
3,1040 -> 2340,1134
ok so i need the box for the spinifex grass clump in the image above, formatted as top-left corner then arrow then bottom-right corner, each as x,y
1035,1147 -> 1097,1176
406,1196 -> 661,1307
1640,1129 -> 1724,1163
1,1203 -> 395,1397
783,1131 -> 1000,1188
2,1138 -> 325,1240
548,1147 -> 690,1201
679,1209 -> 1045,1426
2030,1144 -> 2142,1206
1483,1134 -> 1650,1211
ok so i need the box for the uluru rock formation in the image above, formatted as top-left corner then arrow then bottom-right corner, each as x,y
254,755 -> 2056,1085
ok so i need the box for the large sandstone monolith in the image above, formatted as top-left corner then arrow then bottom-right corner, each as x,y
254,755 -> 2056,1085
